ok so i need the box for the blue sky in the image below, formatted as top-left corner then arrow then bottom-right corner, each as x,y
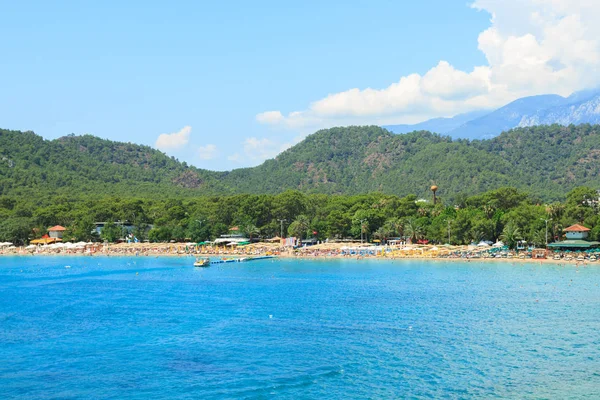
1,1 -> 598,170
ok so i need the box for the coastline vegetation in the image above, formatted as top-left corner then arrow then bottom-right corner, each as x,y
1,186 -> 598,248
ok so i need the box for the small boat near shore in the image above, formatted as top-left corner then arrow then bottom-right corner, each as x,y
193,257 -> 210,267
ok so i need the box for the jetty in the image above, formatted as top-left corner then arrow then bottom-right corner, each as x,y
209,255 -> 276,265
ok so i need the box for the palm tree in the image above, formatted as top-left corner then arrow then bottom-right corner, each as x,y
373,226 -> 391,244
546,203 -> 564,220
404,219 -> 423,243
383,218 -> 403,238
244,223 -> 260,241
500,221 -> 522,249
288,215 -> 310,240
482,203 -> 496,219
469,230 -> 485,244
531,228 -> 546,248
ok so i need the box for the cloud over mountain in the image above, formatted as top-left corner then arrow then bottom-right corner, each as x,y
257,0 -> 600,131
155,126 -> 192,151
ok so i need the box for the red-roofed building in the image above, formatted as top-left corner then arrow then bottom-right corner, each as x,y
48,225 -> 66,239
563,224 -> 590,240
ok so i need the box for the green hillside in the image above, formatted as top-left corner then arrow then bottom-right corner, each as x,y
214,124 -> 600,201
2,124 -> 600,202
0,129 -> 228,198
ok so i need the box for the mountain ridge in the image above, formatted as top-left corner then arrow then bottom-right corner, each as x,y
384,89 -> 600,140
2,124 -> 600,203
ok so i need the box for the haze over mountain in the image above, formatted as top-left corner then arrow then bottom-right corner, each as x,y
384,89 -> 600,141
382,110 -> 489,136
2,124 -> 600,203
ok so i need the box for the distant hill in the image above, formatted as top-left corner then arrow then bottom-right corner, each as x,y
519,90 -> 600,127
2,124 -> 600,202
448,94 -> 567,140
0,129 -> 227,198
383,110 -> 489,135
385,89 -> 600,141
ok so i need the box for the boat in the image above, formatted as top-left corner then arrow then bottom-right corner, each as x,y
193,257 -> 210,267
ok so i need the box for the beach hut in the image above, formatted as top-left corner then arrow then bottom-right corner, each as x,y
547,224 -> 600,251
48,225 -> 66,239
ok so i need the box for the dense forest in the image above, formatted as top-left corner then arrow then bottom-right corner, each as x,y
2,124 -> 600,246
1,186 -> 599,249
2,124 -> 600,202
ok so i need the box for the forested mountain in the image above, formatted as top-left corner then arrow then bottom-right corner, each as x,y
0,129 -> 228,198
2,124 -> 600,203
223,124 -> 600,201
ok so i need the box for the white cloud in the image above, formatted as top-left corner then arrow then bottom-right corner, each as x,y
155,126 -> 191,151
198,144 -> 218,160
256,111 -> 284,124
242,137 -> 292,163
257,0 -> 600,129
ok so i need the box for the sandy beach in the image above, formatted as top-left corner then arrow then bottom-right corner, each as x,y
1,241 -> 596,266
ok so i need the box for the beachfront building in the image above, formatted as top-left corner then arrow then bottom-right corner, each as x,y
211,226 -> 249,245
94,221 -> 134,235
214,233 -> 250,245
547,224 -> 600,250
48,225 -> 66,239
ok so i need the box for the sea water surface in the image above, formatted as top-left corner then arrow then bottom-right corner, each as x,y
1,256 -> 599,399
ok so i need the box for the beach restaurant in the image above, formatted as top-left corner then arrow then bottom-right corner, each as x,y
30,225 -> 66,245
547,224 -> 600,250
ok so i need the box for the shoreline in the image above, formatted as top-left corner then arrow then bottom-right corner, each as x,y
0,251 -> 594,266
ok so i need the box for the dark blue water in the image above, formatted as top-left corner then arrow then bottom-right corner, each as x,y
1,256 -> 600,399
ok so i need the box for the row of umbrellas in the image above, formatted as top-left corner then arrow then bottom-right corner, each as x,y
25,241 -> 94,250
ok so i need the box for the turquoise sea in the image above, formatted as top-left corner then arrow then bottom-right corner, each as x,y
1,256 -> 599,399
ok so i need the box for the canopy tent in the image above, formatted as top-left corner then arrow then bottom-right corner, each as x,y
547,240 -> 600,249
31,237 -> 62,245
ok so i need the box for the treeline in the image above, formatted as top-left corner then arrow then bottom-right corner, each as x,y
1,187 -> 599,248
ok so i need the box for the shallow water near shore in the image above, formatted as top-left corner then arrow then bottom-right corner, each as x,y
1,256 -> 600,399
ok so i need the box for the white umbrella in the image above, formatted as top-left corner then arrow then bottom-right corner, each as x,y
25,244 -> 37,249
